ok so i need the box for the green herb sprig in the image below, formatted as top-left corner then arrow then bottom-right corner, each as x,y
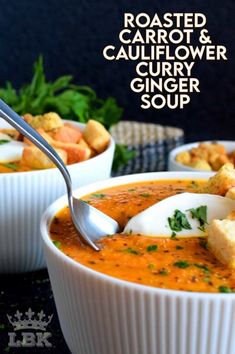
188,206 -> 208,232
0,140 -> 10,145
0,56 -> 133,170
168,210 -> 192,232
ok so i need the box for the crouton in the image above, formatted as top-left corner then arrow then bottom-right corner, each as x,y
200,143 -> 226,155
201,163 -> 235,195
26,112 -> 63,131
50,125 -> 82,144
208,219 -> 235,268
226,209 -> 235,221
209,153 -> 230,171
190,159 -> 212,171
190,146 -> 209,161
176,151 -> 191,165
23,113 -> 34,123
83,120 -> 110,153
226,187 -> 235,200
22,146 -> 67,169
77,138 -> 96,157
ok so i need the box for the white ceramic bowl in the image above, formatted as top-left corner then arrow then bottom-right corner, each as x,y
168,141 -> 235,171
41,171 -> 235,354
0,121 -> 115,273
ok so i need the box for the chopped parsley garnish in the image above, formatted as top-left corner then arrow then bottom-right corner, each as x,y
173,261 -> 190,268
122,247 -> 140,255
189,180 -> 199,189
203,277 -> 211,283
159,269 -> 169,275
146,244 -> 158,252
188,206 -> 208,232
92,193 -> 106,199
218,286 -> 233,293
168,209 -> 192,232
176,245 -> 184,250
194,263 -> 210,274
171,232 -> 177,239
140,193 -> 151,198
128,188 -> 136,192
52,240 -> 61,248
148,263 -> 155,270
2,163 -> 18,170
0,140 -> 10,145
199,239 -> 209,250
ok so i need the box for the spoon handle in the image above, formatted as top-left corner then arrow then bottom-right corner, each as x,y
0,99 -> 73,198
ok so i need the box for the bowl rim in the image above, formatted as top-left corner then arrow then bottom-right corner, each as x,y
169,140 -> 235,171
0,120 -> 115,177
41,170 -> 235,299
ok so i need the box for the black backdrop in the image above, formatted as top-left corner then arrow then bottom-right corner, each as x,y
0,0 -> 234,141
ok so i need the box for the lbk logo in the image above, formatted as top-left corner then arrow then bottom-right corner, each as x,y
7,308 -> 53,348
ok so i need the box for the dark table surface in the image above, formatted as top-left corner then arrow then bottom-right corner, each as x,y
0,269 -> 70,353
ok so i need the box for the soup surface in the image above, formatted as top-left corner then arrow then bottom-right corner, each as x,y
50,179 -> 235,293
0,162 -> 31,173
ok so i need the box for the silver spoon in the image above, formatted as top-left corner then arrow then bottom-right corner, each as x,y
0,99 -> 119,251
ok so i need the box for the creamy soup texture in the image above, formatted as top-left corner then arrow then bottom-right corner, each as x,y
50,179 -> 235,293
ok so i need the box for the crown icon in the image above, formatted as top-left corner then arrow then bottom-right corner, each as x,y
7,308 -> 53,331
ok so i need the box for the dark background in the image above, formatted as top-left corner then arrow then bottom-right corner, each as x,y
0,1 -> 234,353
0,0 -> 234,142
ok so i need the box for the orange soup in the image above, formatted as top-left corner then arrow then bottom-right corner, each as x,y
50,179 -> 235,293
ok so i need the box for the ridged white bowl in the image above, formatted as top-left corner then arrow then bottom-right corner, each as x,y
41,171 -> 235,354
0,121 -> 115,273
168,141 -> 235,171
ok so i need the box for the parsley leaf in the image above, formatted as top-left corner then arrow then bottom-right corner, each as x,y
173,261 -> 190,268
146,244 -> 158,252
194,263 -> 210,274
0,140 -> 10,145
122,247 -> 140,255
218,286 -> 233,293
52,240 -> 61,249
168,209 -> 192,232
188,206 -> 208,231
0,56 -> 134,170
92,193 -> 106,199
2,163 -> 18,170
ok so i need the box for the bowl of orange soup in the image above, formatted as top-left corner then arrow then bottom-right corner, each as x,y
41,171 -> 235,354
0,119 -> 115,273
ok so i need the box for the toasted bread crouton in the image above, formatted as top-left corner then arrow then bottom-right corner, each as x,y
50,125 -> 82,144
23,113 -> 34,123
26,112 -> 63,131
227,210 -> 235,221
22,146 -> 67,169
83,120 -> 110,153
176,151 -> 191,165
200,143 -> 226,155
77,138 -> 96,157
208,219 -> 235,268
190,159 -> 212,171
209,153 -> 230,171
201,163 -> 235,195
226,187 -> 235,200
